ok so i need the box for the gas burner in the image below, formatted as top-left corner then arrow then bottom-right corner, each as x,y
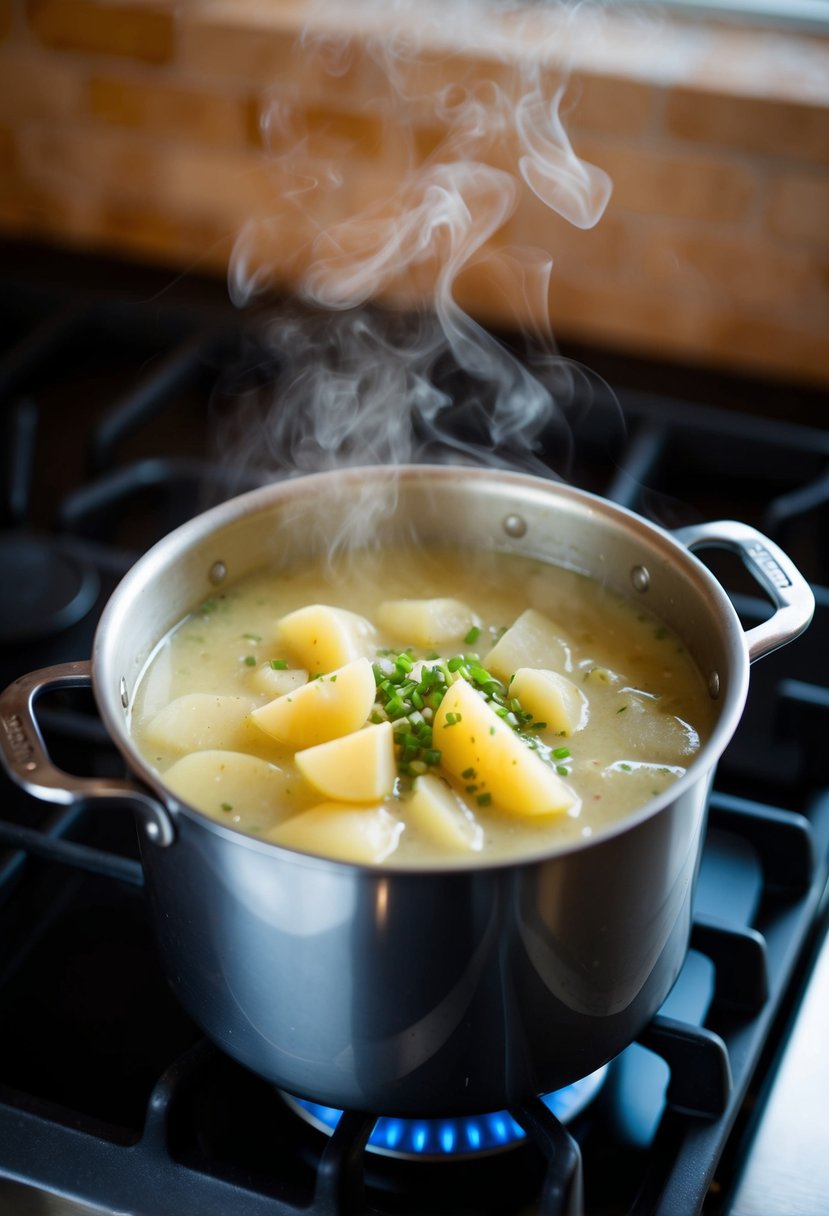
0,530 -> 99,643
283,1066 -> 608,1161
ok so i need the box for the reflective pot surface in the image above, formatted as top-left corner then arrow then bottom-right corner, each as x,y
0,466 -> 814,1116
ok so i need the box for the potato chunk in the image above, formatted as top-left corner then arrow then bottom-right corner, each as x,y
162,749 -> 290,827
247,663 -> 308,699
407,773 -> 483,853
434,678 -> 575,817
275,604 -> 376,675
376,598 -> 479,648
143,693 -> 257,755
269,803 -> 403,864
509,668 -> 588,735
295,722 -> 396,802
483,609 -> 572,680
250,657 -> 375,748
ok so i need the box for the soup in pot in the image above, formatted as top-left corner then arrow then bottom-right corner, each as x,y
130,544 -> 716,865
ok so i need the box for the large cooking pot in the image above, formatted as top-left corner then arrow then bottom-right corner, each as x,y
0,465 -> 814,1120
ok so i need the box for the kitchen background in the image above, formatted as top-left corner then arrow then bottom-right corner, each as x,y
0,0 -> 827,391
1,3 -> 829,1215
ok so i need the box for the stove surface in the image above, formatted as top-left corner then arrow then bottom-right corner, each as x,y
0,240 -> 828,1216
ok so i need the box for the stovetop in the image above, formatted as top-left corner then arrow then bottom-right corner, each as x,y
0,240 -> 828,1216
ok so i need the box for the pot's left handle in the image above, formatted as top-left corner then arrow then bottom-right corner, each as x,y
0,661 -> 175,846
674,520 -> 814,663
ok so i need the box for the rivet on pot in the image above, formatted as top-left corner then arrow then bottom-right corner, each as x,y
209,561 -> 227,585
503,514 -> 527,538
120,676 -> 129,709
708,671 -> 721,699
631,565 -> 650,592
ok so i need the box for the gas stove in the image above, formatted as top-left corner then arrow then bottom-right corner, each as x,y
0,239 -> 828,1215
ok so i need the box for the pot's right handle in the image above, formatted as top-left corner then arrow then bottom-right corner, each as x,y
0,661 -> 174,846
674,520 -> 815,663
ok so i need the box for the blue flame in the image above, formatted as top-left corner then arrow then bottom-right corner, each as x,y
291,1066 -> 607,1159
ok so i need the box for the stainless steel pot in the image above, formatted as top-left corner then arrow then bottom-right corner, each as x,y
0,466 -> 814,1119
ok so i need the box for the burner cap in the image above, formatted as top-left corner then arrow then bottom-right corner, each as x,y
0,531 -> 100,644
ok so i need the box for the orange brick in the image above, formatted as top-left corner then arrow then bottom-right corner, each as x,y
641,228 -> 828,317
0,121 -> 14,172
259,102 -> 385,161
0,0 -> 14,41
766,170 -> 829,252
180,12 -> 388,104
97,198 -> 233,270
0,48 -> 84,122
28,0 -> 174,64
666,87 -> 829,166
87,76 -> 255,148
577,138 -> 757,225
566,72 -> 653,139
548,278 -> 829,387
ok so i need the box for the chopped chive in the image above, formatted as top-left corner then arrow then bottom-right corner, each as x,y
476,792 -> 492,807
461,767 -> 477,779
220,802 -> 233,812
552,746 -> 570,760
243,655 -> 256,667
270,658 -> 289,670
242,632 -> 261,642
464,625 -> 482,645
620,763 -> 632,772
556,765 -> 569,777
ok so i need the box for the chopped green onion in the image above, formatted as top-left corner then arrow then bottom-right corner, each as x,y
270,659 -> 289,670
464,625 -> 482,645
243,655 -> 256,667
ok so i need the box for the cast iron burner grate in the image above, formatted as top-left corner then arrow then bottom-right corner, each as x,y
0,243 -> 828,1215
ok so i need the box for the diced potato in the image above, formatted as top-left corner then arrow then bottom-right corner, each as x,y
615,695 -> 701,760
162,749 -> 290,827
434,678 -> 575,817
247,663 -> 308,699
143,693 -> 258,755
268,803 -> 403,864
483,609 -> 572,680
509,667 -> 588,735
250,657 -> 375,748
376,598 -> 479,648
275,604 -> 376,675
407,773 -> 483,853
295,722 -> 396,802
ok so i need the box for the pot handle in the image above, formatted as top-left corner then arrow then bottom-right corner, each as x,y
673,520 -> 814,663
0,660 -> 174,846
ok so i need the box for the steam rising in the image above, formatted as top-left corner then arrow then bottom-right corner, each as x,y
222,0 -> 615,534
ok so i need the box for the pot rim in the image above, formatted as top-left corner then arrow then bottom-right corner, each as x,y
93,463 -> 751,873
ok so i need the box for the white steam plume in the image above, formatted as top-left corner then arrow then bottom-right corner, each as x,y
221,0 -> 616,540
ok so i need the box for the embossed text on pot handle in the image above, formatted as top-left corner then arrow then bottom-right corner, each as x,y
674,520 -> 815,663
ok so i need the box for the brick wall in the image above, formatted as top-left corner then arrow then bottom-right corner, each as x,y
1,0 -> 827,387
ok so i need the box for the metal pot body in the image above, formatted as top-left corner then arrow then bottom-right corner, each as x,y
140,773 -> 707,1114
0,466 -> 813,1116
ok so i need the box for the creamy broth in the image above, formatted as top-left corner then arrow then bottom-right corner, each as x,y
131,545 -> 716,865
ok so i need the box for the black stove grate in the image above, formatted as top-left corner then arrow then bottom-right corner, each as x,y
0,242 -> 828,1215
